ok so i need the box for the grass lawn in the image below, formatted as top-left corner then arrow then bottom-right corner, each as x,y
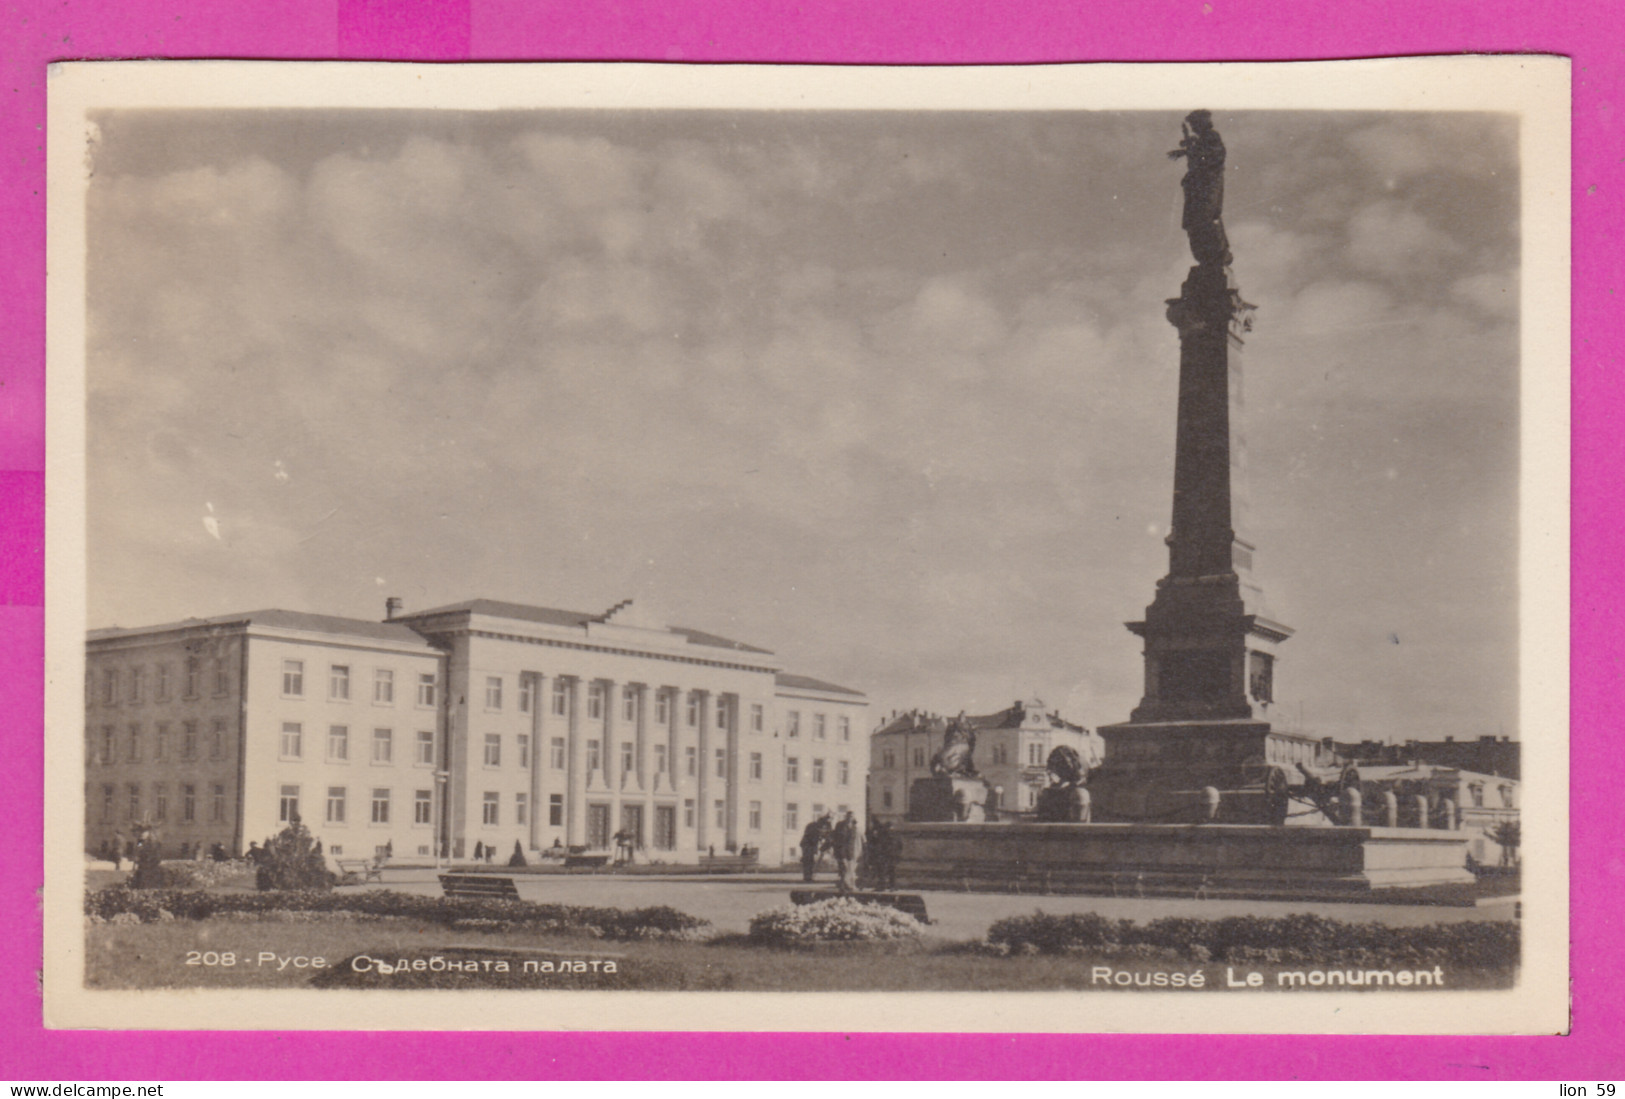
84,918 -> 1515,992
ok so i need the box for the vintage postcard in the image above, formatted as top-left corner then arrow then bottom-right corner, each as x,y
44,58 -> 1569,1033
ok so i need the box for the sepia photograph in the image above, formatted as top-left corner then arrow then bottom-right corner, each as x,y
44,59 -> 1569,1033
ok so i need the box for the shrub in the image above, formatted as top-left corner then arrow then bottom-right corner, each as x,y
508,841 -> 528,869
84,885 -> 711,941
749,897 -> 924,946
128,832 -> 165,890
985,910 -> 1518,969
254,816 -> 335,892
153,859 -> 254,890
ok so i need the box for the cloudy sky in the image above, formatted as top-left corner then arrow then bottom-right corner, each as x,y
85,107 -> 1520,742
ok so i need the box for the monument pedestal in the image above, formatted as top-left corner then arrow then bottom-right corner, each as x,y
907,775 -> 991,823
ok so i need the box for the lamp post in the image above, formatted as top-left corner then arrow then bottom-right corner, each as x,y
434,769 -> 449,868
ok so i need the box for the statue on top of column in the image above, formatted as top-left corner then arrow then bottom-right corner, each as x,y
1168,109 -> 1232,269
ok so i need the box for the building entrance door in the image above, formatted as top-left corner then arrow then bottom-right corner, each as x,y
653,805 -> 676,850
621,804 -> 645,848
586,803 -> 611,849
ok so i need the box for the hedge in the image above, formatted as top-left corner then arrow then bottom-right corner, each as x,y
85,885 -> 710,941
986,911 -> 1518,969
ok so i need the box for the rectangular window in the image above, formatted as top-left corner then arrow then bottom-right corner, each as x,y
279,784 -> 299,823
786,757 -> 800,783
549,793 -> 563,826
484,734 -> 502,767
882,787 -> 893,810
517,734 -> 530,769
329,665 -> 350,700
882,749 -> 895,769
655,693 -> 670,724
1028,742 -> 1044,766
550,737 -> 566,769
787,711 -> 801,738
685,746 -> 697,776
714,748 -> 726,779
127,783 -> 141,820
100,726 -> 114,764
414,789 -> 433,825
785,803 -> 799,831
551,680 -> 568,717
210,719 -> 227,760
154,722 -> 169,761
374,669 -> 395,704
587,682 -> 604,719
812,803 -> 825,819
518,677 -> 534,714
749,752 -> 763,780
101,784 -> 114,823
485,676 -> 503,710
814,714 -> 827,740
126,724 -> 141,762
214,663 -> 229,696
482,791 -> 499,826
417,673 -> 437,707
283,660 -> 304,697
622,686 -> 637,722
155,664 -> 171,701
839,761 -> 850,786
153,783 -> 168,822
211,785 -> 225,822
839,717 -> 851,742
372,728 -> 393,764
715,696 -> 728,728
714,800 -> 725,828
812,758 -> 826,785
515,792 -> 529,825
749,801 -> 762,831
683,799 -> 695,828
101,669 -> 117,705
685,695 -> 699,727
621,742 -> 634,775
184,658 -> 200,698
750,703 -> 764,733
328,725 -> 349,761
371,788 -> 391,824
586,740 -> 601,772
326,786 -> 346,823
654,743 -> 668,774
913,747 -> 926,768
129,666 -> 144,703
182,721 -> 198,761
280,722 -> 303,759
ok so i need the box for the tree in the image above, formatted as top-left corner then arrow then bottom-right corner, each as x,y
507,840 -> 528,868
255,813 -> 336,891
128,826 -> 166,889
1487,820 -> 1521,867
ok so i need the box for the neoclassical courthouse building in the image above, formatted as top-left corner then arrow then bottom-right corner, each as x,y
84,597 -> 867,865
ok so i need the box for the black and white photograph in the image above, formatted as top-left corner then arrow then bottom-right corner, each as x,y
45,60 -> 1569,1033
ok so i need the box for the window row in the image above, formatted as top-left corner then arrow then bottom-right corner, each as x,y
479,677 -> 771,737
782,802 -> 853,833
878,741 -> 1047,769
784,757 -> 851,786
781,710 -> 853,742
89,660 -> 231,706
279,784 -> 437,827
477,735 -> 855,787
89,721 -> 229,765
282,661 -> 436,707
279,723 -> 435,765
98,781 -> 227,824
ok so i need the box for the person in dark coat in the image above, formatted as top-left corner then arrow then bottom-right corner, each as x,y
799,816 -> 828,882
831,811 -> 860,893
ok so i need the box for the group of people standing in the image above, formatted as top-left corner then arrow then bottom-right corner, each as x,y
798,811 -> 901,892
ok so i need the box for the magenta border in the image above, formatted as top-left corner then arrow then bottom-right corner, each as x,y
4,0 -> 1617,1080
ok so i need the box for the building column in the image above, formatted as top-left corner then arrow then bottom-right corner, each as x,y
695,688 -> 712,852
632,683 -> 649,793
665,687 -> 680,796
525,672 -> 545,851
601,678 -> 618,810
565,676 -> 585,847
723,693 -> 741,851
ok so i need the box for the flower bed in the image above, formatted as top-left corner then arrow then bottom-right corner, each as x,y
985,910 -> 1518,968
749,897 -> 925,947
84,885 -> 710,941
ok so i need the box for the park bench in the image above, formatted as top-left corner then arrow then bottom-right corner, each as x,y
790,890 -> 930,924
335,857 -> 384,885
438,873 -> 521,901
562,853 -> 611,870
698,850 -> 760,874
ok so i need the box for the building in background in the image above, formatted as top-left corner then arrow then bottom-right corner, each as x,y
84,597 -> 865,866
867,699 -> 1103,822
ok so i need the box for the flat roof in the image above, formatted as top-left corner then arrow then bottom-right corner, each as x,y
401,597 -> 776,655
88,608 -> 435,648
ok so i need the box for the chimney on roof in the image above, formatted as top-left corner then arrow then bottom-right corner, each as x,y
385,596 -> 403,620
